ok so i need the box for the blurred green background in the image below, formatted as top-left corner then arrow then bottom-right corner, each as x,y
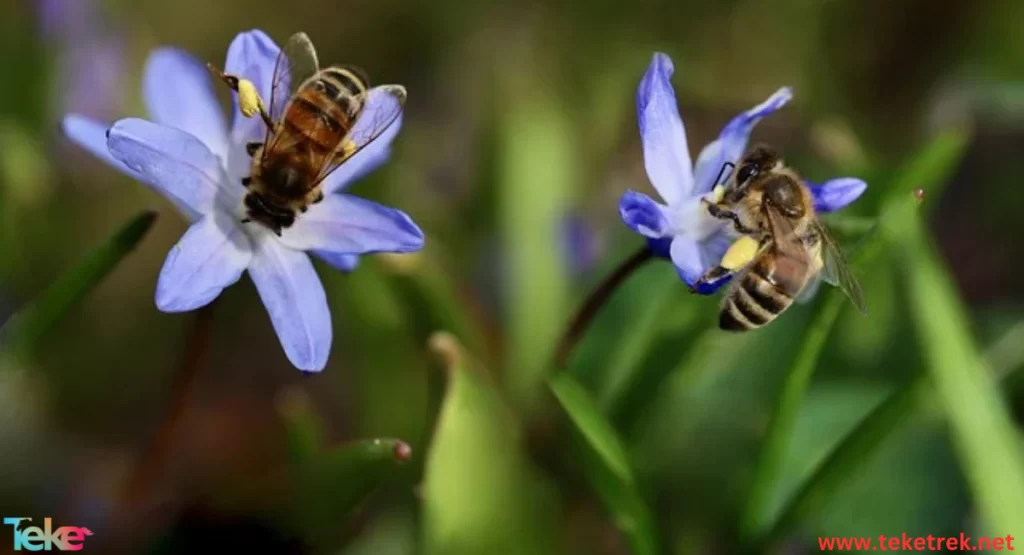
1,0 -> 1023,553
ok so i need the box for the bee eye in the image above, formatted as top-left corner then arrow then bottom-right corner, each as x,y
736,163 -> 758,184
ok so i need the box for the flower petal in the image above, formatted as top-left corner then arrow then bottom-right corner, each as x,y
619,190 -> 672,239
143,48 -> 229,160
61,114 -> 139,178
561,212 -> 603,275
670,235 -> 706,287
321,110 -> 403,195
694,233 -> 734,294
248,238 -> 331,372
224,30 -> 280,145
107,118 -> 235,219
62,38 -> 125,120
280,194 -> 425,255
637,53 -> 693,205
312,251 -> 361,273
808,177 -> 867,213
692,87 -> 793,193
155,213 -> 251,312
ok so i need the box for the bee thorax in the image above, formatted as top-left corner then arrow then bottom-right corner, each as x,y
262,162 -> 309,193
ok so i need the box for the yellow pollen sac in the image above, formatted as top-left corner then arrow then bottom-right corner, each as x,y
340,140 -> 357,159
720,235 -> 760,270
711,184 -> 727,204
236,78 -> 265,118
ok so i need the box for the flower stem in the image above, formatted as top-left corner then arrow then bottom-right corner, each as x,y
553,245 -> 654,368
114,302 -> 215,535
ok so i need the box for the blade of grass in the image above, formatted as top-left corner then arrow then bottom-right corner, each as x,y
900,208 -> 1024,538
0,210 -> 157,363
761,320 -> 1024,545
551,373 -> 635,484
498,68 -> 573,410
740,129 -> 970,542
549,372 -> 658,555
760,375 -> 928,543
739,211 -> 889,541
594,269 -> 685,407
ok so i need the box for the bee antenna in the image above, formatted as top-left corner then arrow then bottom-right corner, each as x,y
714,162 -> 736,187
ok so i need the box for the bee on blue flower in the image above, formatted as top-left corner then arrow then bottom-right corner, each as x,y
61,30 -> 425,372
619,53 -> 868,296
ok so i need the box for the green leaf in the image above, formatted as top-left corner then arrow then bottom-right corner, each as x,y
377,251 -> 490,363
274,387 -> 412,550
900,208 -> 1024,538
741,129 -> 971,542
292,438 -> 412,545
0,210 -> 157,363
326,257 -> 429,443
549,373 -> 658,555
498,78 -> 573,409
422,332 -> 557,555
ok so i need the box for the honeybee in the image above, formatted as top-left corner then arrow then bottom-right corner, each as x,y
207,32 -> 406,235
695,144 -> 867,331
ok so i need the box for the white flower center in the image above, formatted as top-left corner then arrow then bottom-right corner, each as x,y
670,193 -> 727,242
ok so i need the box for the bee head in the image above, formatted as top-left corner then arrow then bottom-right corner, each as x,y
735,144 -> 781,186
244,192 -> 295,236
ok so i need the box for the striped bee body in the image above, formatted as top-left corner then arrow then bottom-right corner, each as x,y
282,66 -> 369,156
719,240 -> 817,331
245,66 -> 371,234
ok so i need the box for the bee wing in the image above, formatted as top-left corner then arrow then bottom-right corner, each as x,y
311,84 -> 407,187
763,201 -> 811,266
815,220 -> 868,314
267,32 -> 320,122
258,32 -> 320,164
763,202 -> 831,304
795,273 -> 822,304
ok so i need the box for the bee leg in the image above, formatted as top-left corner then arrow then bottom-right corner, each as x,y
693,266 -> 734,293
240,217 -> 251,224
206,64 -> 274,127
699,266 -> 733,283
692,234 -> 762,294
207,64 -> 242,91
703,200 -> 757,235
241,176 -> 252,187
312,191 -> 324,204
300,206 -> 308,213
259,111 -> 274,129
246,142 -> 262,157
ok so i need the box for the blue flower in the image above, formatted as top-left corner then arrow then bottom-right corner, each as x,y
61,30 -> 424,372
619,53 -> 867,294
561,211 -> 605,276
37,0 -> 125,121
